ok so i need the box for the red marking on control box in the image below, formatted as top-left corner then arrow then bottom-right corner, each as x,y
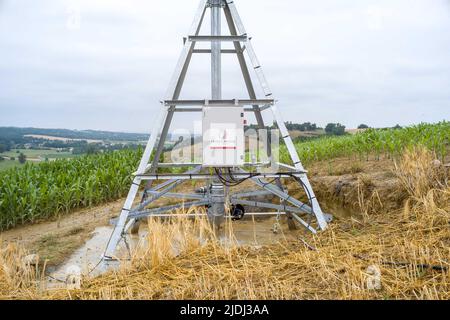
210,146 -> 237,150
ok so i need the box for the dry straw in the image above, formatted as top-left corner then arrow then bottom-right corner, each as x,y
1,147 -> 449,300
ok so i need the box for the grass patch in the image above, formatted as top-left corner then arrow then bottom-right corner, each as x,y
0,148 -> 76,172
0,160 -> 28,171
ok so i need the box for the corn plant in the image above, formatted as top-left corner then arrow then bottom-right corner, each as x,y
280,121 -> 449,166
0,148 -> 142,230
0,122 -> 448,231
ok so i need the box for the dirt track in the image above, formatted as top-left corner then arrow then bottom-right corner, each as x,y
0,198 -> 125,265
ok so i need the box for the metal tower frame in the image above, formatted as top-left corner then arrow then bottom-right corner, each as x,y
103,0 -> 332,260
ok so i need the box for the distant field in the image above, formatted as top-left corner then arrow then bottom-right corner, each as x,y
1,148 -> 73,158
0,148 -> 76,171
23,134 -> 102,143
2,149 -> 53,157
345,128 -> 367,135
289,129 -> 324,139
0,160 -> 29,171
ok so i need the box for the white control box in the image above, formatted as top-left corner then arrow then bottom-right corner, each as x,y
202,106 -> 245,167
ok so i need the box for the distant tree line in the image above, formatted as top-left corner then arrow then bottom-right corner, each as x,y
325,123 -> 346,136
72,143 -> 142,155
245,122 -> 321,132
0,127 -> 147,157
285,122 -> 318,131
0,143 -> 11,153
0,127 -> 149,142
41,140 -> 86,149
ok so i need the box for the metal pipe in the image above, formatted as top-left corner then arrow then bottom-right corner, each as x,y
189,35 -> 246,42
163,99 -> 274,106
211,0 -> 222,99
117,212 -> 288,221
209,1 -> 226,226
135,172 -> 306,181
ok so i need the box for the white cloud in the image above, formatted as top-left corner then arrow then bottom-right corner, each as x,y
0,0 -> 449,132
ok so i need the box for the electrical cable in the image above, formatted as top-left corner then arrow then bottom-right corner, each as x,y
214,167 -> 255,186
226,168 -> 241,183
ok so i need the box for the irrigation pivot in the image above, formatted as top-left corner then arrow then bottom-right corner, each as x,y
103,0 -> 332,260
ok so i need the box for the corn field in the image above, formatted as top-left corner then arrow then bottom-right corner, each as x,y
280,121 -> 449,165
0,122 -> 448,231
0,149 -> 142,230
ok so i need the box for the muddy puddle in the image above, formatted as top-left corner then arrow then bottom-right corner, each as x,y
47,225 -> 135,286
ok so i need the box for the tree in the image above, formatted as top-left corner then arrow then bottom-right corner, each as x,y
18,152 -> 27,164
285,122 -> 319,132
86,144 -> 98,155
325,123 -> 334,134
0,144 -> 5,153
18,153 -> 26,164
358,124 -> 369,129
325,123 -> 346,136
334,124 -> 346,135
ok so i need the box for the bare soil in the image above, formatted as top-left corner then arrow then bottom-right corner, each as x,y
307,156 -> 405,214
0,198 -> 125,266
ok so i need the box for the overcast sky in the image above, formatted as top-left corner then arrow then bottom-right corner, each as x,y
0,0 -> 449,133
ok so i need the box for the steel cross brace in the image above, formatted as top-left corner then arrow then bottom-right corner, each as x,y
128,200 -> 209,220
242,173 -> 318,233
139,166 -> 202,209
230,190 -> 273,199
229,198 -> 316,233
146,191 -> 207,201
251,174 -> 331,226
121,166 -> 203,234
